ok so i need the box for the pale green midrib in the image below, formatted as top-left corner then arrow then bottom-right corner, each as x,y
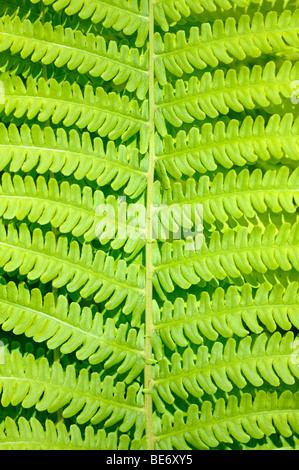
154,241 -> 299,272
0,297 -> 144,357
156,78 -> 293,109
0,28 -> 148,74
153,302 -> 299,331
0,143 -> 147,176
0,374 -> 145,414
3,91 -> 147,126
157,25 -> 299,59
153,351 -> 293,385
0,240 -> 145,295
156,134 -> 298,161
156,407 -> 299,442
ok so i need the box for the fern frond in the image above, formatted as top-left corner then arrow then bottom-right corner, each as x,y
155,113 -> 299,184
0,279 -> 145,377
0,173 -> 146,253
155,61 -> 298,136
0,416 -> 147,449
153,222 -> 299,296
0,123 -> 148,199
152,282 -> 299,353
29,0 -> 149,47
0,221 -> 146,323
0,16 -> 149,99
0,349 -> 145,432
0,75 -> 150,152
155,10 -> 299,84
154,0 -> 252,31
152,332 -> 299,405
156,390 -> 299,449
0,171 -> 147,255
1,0 -> 298,451
154,166 -> 299,225
0,172 -> 107,242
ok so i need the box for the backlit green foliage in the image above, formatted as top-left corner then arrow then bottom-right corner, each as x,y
0,0 -> 297,450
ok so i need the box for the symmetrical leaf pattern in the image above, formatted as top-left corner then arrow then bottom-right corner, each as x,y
0,0 -> 297,451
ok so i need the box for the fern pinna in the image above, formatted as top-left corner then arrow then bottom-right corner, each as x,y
0,0 -> 297,451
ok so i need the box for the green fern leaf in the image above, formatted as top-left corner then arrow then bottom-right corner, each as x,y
152,281 -> 299,355
154,166 -> 299,225
0,75 -> 150,151
0,0 -> 298,452
0,416 -> 147,449
0,221 -> 146,324
0,15 -> 149,99
155,61 -> 298,136
152,332 -> 299,406
156,391 -> 299,449
153,222 -> 299,296
0,347 -> 145,430
154,0 -> 252,31
0,279 -> 145,376
0,172 -> 148,252
155,113 -> 299,184
0,123 -> 148,198
155,10 -> 299,84
29,0 -> 150,47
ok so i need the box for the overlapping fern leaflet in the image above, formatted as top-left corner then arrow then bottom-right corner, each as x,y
0,0 -> 297,451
